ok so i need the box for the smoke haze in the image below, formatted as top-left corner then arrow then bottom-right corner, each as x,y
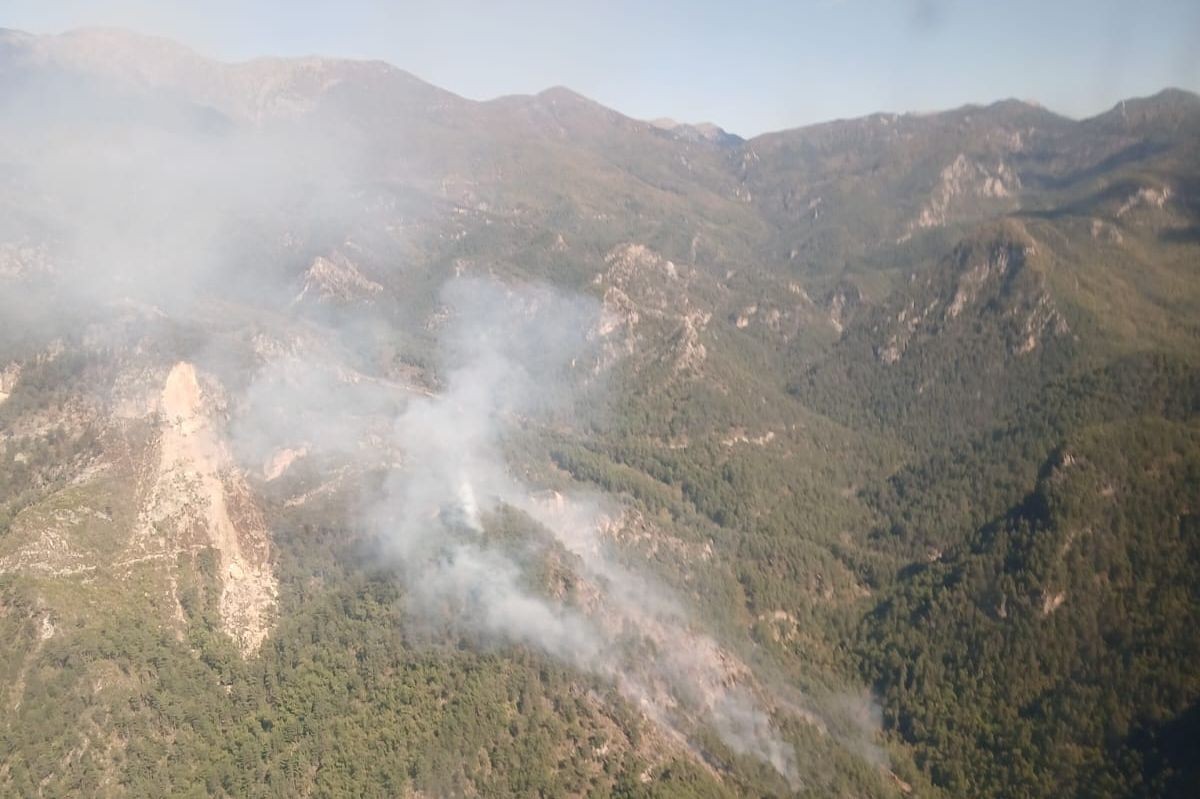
0,28 -> 901,786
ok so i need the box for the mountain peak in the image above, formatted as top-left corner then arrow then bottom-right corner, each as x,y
648,117 -> 742,146
536,85 -> 593,105
0,26 -> 449,124
1087,87 -> 1200,131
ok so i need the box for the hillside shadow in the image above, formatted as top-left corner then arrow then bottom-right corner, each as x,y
1019,139 -> 1172,193
1160,226 -> 1200,244
1117,700 -> 1200,797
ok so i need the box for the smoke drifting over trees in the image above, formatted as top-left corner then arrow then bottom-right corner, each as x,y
0,30 -> 837,783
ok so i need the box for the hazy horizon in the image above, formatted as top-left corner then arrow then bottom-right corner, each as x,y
4,0 -> 1198,137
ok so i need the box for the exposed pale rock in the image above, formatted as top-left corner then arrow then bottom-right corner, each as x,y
294,251 -> 384,304
592,243 -> 708,376
1116,185 -> 1172,218
0,362 -> 21,406
907,154 -> 1020,236
140,362 -> 276,653
0,242 -> 54,281
1041,591 -> 1067,615
264,445 -> 309,481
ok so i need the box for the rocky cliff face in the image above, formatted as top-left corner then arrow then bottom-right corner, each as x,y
870,223 -> 1068,365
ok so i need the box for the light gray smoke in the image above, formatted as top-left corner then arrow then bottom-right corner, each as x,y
226,275 -> 804,781
345,276 -> 801,783
0,34 -> 880,784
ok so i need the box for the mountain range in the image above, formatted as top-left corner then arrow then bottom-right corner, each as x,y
0,27 -> 1198,798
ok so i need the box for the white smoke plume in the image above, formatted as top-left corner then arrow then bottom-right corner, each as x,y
339,276 -> 802,783
0,29 -> 885,785
221,275 -> 805,781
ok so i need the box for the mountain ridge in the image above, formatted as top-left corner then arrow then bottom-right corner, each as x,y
3,26 -> 1196,138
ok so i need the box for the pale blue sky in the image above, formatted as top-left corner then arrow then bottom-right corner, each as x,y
5,0 -> 1199,136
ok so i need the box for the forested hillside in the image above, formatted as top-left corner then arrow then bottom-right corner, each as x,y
0,28 -> 1197,798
